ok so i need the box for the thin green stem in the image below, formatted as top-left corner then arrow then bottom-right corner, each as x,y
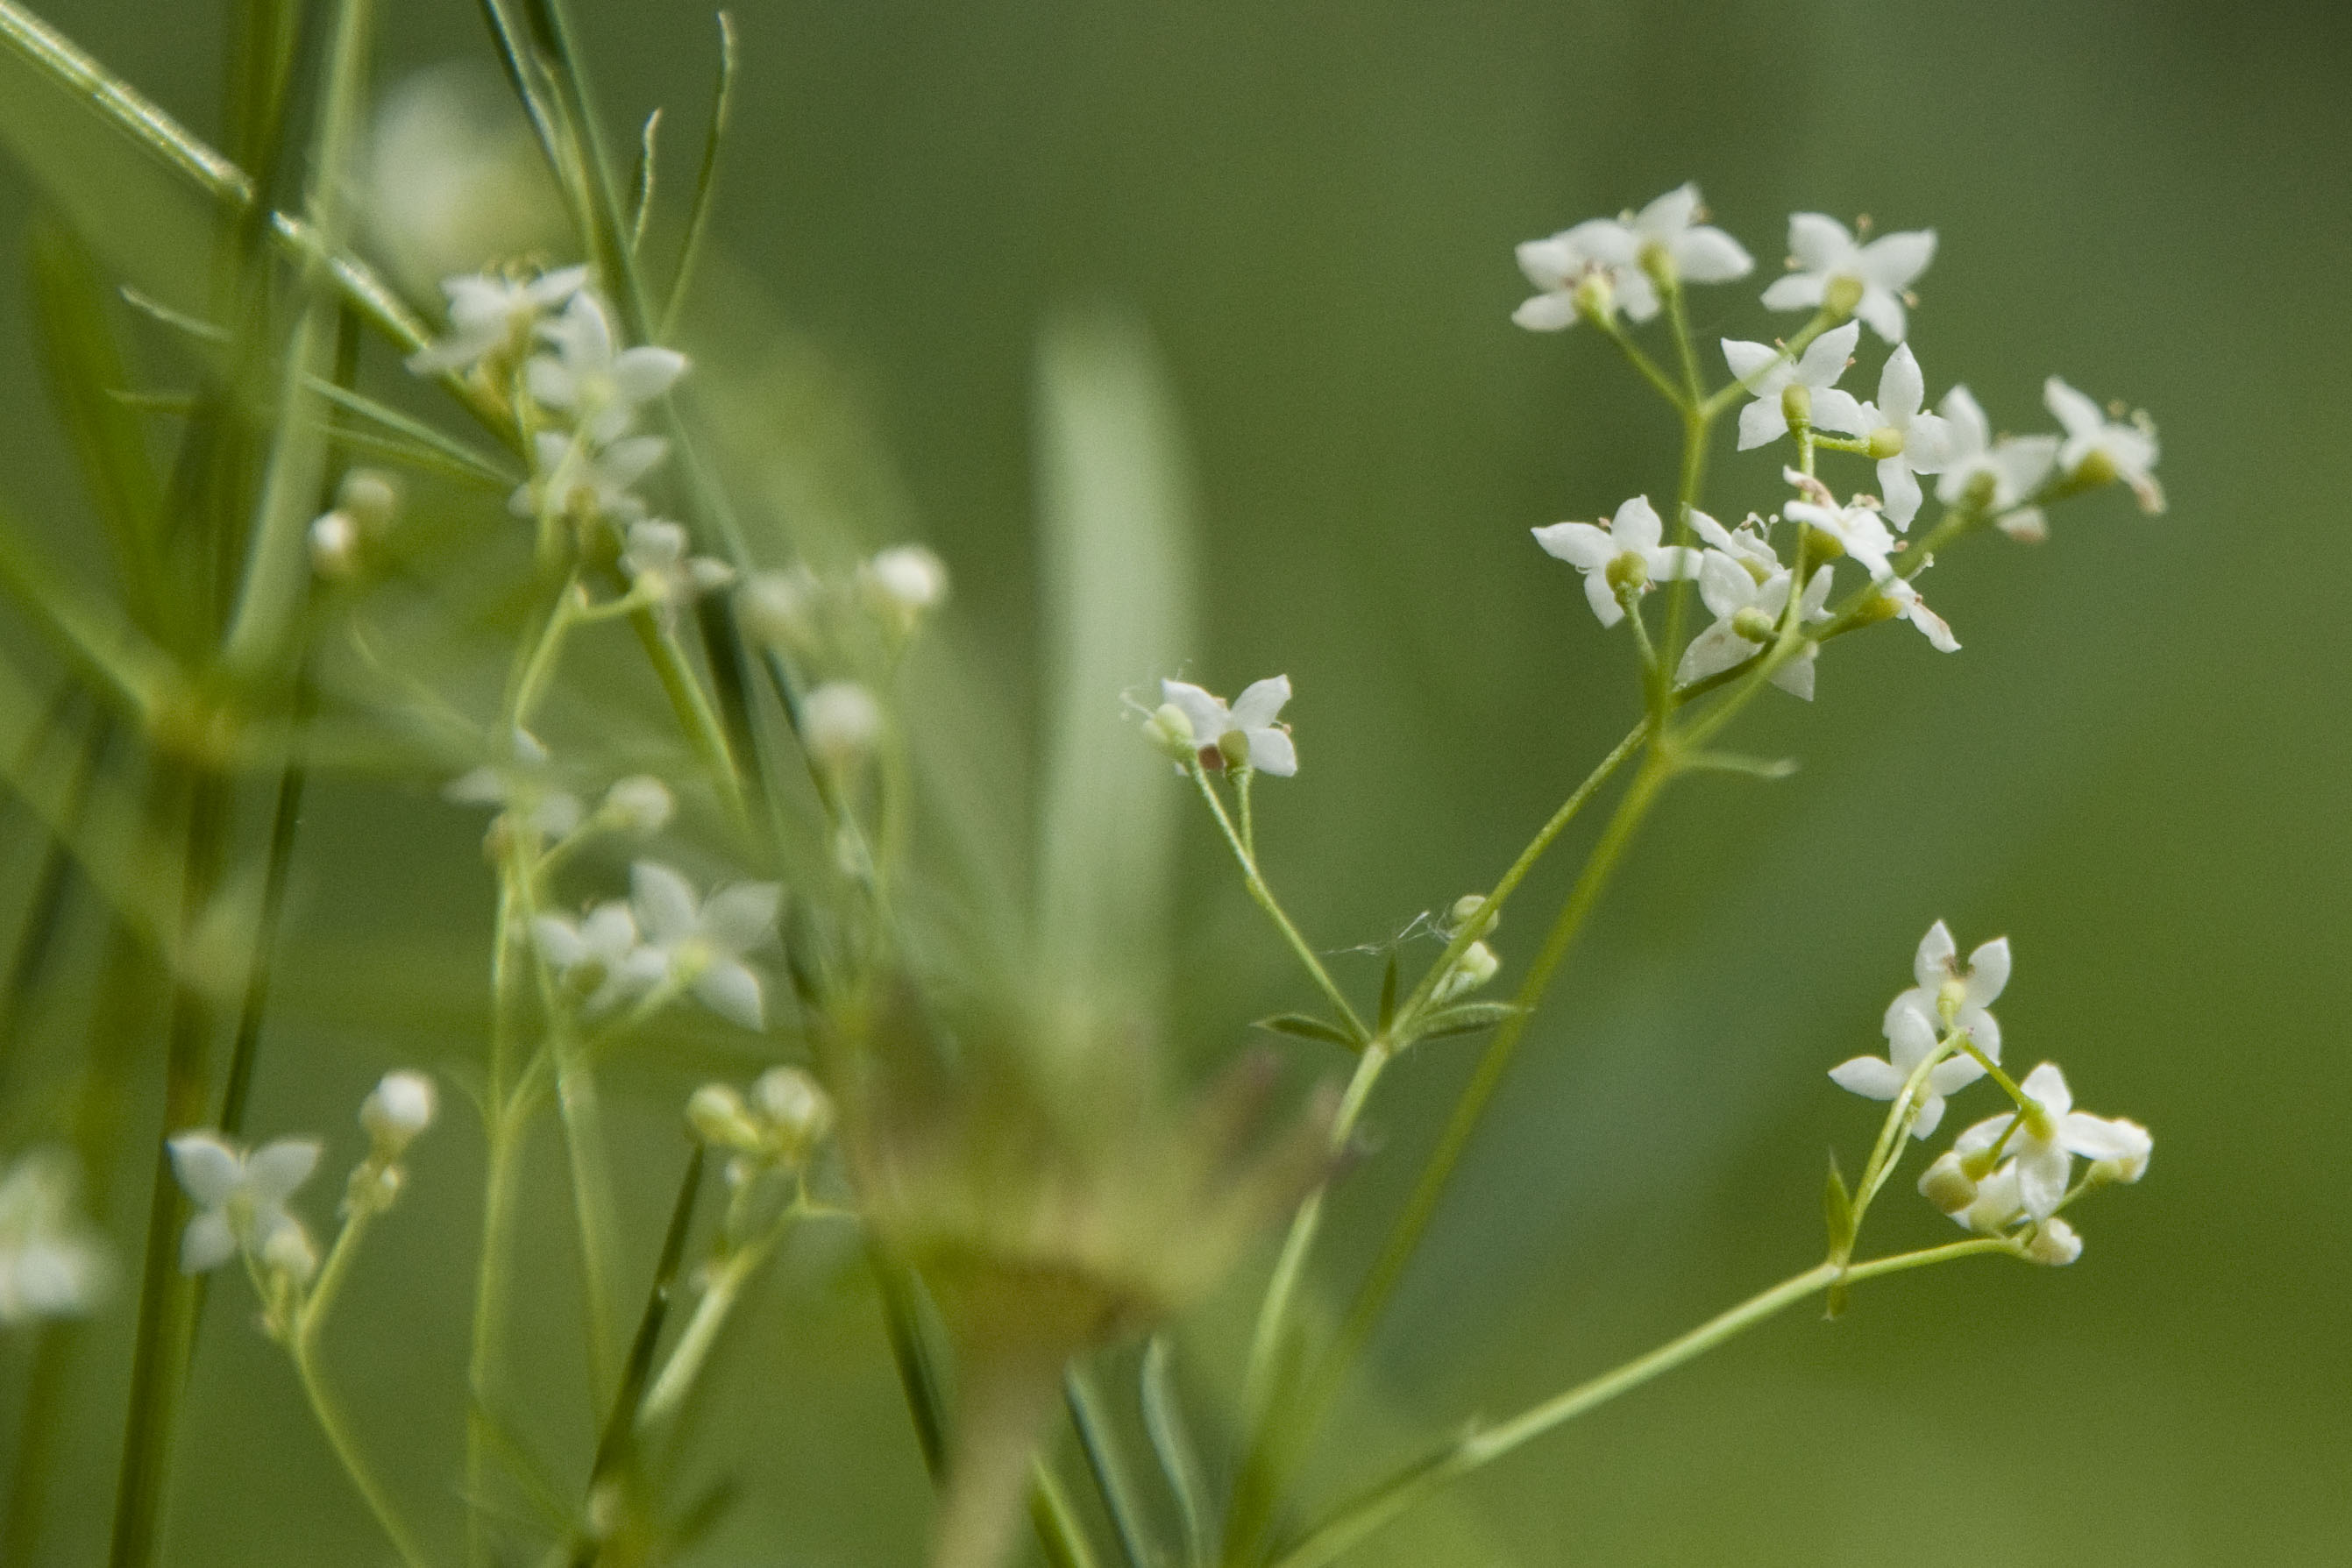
1188,763 -> 1366,1039
1267,1239 -> 2016,1568
1241,1040 -> 1391,1422
1596,317 -> 1687,412
291,1336 -> 435,1568
553,1044 -> 623,1391
629,606 -> 748,827
1064,1366 -> 1153,1568
465,1103 -> 527,1568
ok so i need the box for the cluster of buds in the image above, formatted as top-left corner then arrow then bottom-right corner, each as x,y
688,1066 -> 834,1245
1145,675 -> 1298,777
308,467 -> 401,580
1431,894 -> 1503,1004
348,1070 -> 439,1218
1831,923 -> 2149,1264
444,728 -> 677,858
735,543 -> 950,776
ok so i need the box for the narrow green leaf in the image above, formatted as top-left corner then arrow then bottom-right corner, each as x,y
0,498 -> 181,715
1063,1365 -> 1151,1568
1377,950 -> 1399,1033
1823,1153 -> 1856,1256
1254,1013 -> 1359,1048
658,11 -> 737,342
1140,1338 -> 1213,1566
28,217 -> 167,621
1682,749 -> 1800,781
628,107 -> 660,256
117,287 -> 227,345
307,379 -> 521,486
1411,1000 -> 1524,1040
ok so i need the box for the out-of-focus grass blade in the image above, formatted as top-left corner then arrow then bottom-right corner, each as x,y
1140,1337 -> 1214,1566
28,216 -> 167,624
1031,306 -> 1198,1053
307,379 -> 521,488
657,12 -> 736,343
628,107 -> 661,256
0,499 -> 181,715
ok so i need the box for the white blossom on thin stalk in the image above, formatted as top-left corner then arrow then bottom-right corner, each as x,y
1690,511 -> 1780,576
630,862 -> 783,1032
600,775 -> 676,834
1675,546 -> 1832,699
1951,1062 -> 2150,1219
510,431 -> 670,525
1849,344 -> 1950,529
1159,677 -> 1298,777
622,521 -> 737,628
360,1072 -> 437,1158
1531,496 -> 1703,628
408,265 -> 588,375
1760,214 -> 1936,343
1874,572 -> 1959,653
1829,1004 -> 1980,1139
526,292 -> 688,443
0,1149 -> 110,1323
167,1132 -> 322,1274
445,728 -> 584,840
1935,387 -> 2060,541
802,682 -> 885,770
2044,377 -> 2165,514
1511,183 -> 1750,330
1781,472 -> 1898,580
534,902 -> 667,1016
858,545 -> 950,639
1883,920 -> 2008,1058
1721,323 -> 1865,451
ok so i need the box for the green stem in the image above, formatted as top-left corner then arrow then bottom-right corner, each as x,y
1596,317 -> 1687,413
636,1228 -> 772,1429
553,1044 -> 623,1392
1227,751 -> 1675,1564
1267,1240 -> 2015,1568
465,1103 -> 527,1568
1653,407 -> 1714,724
629,606 -> 748,827
291,1334 -> 435,1568
1064,1365 -> 1153,1568
1189,763 -> 1366,1039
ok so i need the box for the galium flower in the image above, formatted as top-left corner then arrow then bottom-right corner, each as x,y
526,292 -> 688,443
408,264 -> 587,375
622,520 -> 737,626
598,774 -> 675,834
1158,676 -> 1298,777
859,544 -> 950,640
1848,344 -> 1950,529
445,727 -> 585,841
1721,322 -> 1865,451
510,430 -> 669,525
738,564 -> 826,658
359,1071 -> 437,1157
1760,214 -> 1936,343
1829,1002 -> 1979,1138
1531,496 -> 1703,628
1872,572 -> 1958,653
1883,919 -> 2008,1057
630,862 -> 783,1032
1675,546 -> 1832,698
2044,377 -> 2164,514
1935,387 -> 2060,541
0,1149 -> 110,1324
1511,182 -> 1752,332
1950,1062 -> 2150,1219
802,681 -> 885,770
167,1132 -> 322,1274
534,901 -> 666,1015
1781,472 -> 1897,580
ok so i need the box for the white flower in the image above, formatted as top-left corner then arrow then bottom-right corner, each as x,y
359,1071 -> 437,1154
1934,387 -> 2059,540
2025,1217 -> 2084,1266
167,1132 -> 322,1274
1674,548 -> 1832,699
622,521 -> 737,626
859,544 -> 949,638
1849,344 -> 1950,529
1883,919 -> 2008,1057
1829,1004 -> 1980,1139
534,902 -> 667,1015
510,431 -> 669,525
1721,323 -> 1865,451
1511,183 -> 1754,332
1760,214 -> 1936,343
1874,573 -> 1958,653
1690,511 -> 1781,576
1531,495 -> 1704,628
1159,677 -> 1298,777
525,292 -> 687,443
802,681 -> 884,769
408,265 -> 587,375
2044,377 -> 2164,514
738,565 -> 825,656
1951,1062 -> 2149,1219
1781,472 -> 1897,580
0,1149 -> 109,1324
631,862 -> 782,1032
445,728 -> 584,840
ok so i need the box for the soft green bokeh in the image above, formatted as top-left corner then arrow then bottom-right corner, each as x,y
0,1 -> 2345,1564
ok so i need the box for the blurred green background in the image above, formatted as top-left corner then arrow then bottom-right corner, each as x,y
2,0 -> 2348,1564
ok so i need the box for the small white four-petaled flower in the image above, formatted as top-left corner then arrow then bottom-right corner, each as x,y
1951,1061 -> 2150,1220
1512,183 -> 1753,333
526,292 -> 688,444
1848,344 -> 1951,530
1722,323 -> 1864,451
1884,919 -> 2008,1054
1829,1003 -> 1981,1139
1675,542 -> 1832,699
167,1132 -> 323,1274
409,265 -> 588,375
1781,472 -> 1898,581
1935,386 -> 2060,541
622,521 -> 737,626
630,862 -> 783,1032
2044,377 -> 2164,514
1158,677 -> 1298,777
1761,214 -> 1936,343
0,1149 -> 110,1323
1531,496 -> 1703,628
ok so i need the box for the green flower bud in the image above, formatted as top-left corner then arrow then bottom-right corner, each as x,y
1866,425 -> 1905,460
1730,606 -> 1777,643
1448,894 -> 1493,933
1917,1153 -> 1978,1216
2069,447 -> 2120,491
336,468 -> 401,534
686,1083 -> 760,1150
1603,551 -> 1648,594
1823,273 -> 1865,319
1145,703 -> 1196,761
1216,727 -> 1252,771
1780,382 -> 1813,427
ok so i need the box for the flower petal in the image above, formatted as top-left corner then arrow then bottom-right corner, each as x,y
245,1139 -> 322,1203
1229,676 -> 1293,730
1859,230 -> 1936,292
631,862 -> 702,943
1531,521 -> 1615,571
1674,227 -> 1753,282
693,959 -> 766,1032
1786,213 -> 1854,273
700,883 -> 783,953
167,1135 -> 242,1206
1511,292 -> 1579,331
1828,1057 -> 1904,1100
1246,726 -> 1298,777
179,1210 -> 238,1274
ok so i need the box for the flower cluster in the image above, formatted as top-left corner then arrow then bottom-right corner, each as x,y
1831,922 -> 2149,1264
1515,185 -> 2164,704
1145,675 -> 1298,777
534,861 -> 782,1032
444,729 -> 675,855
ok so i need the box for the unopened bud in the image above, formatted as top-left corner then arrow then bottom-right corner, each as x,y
600,775 -> 675,834
1145,702 -> 1196,761
360,1071 -> 437,1154
686,1083 -> 760,1149
1571,269 -> 1617,323
801,682 -> 882,770
1865,425 -> 1905,461
1730,606 -> 1777,643
737,567 -> 823,655
860,544 -> 949,638
1448,894 -> 1494,934
1215,727 -> 1252,771
336,468 -> 401,534
1602,551 -> 1648,595
1780,382 -> 1813,428
1916,1152 -> 1977,1216
2025,1217 -> 2083,1266
1434,940 -> 1501,1004
309,510 -> 359,578
751,1066 -> 833,1155
1822,273 -> 1865,319
2069,447 -> 2120,491
262,1222 -> 319,1286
